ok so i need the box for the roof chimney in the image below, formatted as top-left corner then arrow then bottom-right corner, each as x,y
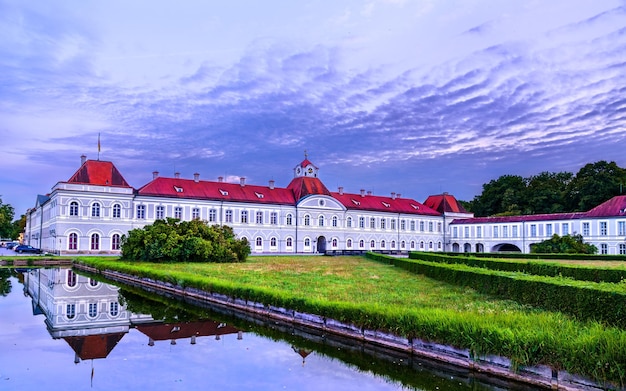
391,192 -> 396,200
338,186 -> 344,195
81,155 -> 87,165
218,176 -> 223,182
397,193 -> 401,198
174,172 -> 180,179
367,190 -> 372,196
152,171 -> 159,180
269,180 -> 275,189
194,173 -> 200,183
240,177 -> 246,187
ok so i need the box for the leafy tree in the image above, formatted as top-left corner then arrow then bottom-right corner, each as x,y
565,161 -> 626,211
530,234 -> 597,254
11,214 -> 26,240
0,197 -> 15,239
0,269 -> 12,296
121,218 -> 250,263
525,171 -> 572,214
468,175 -> 526,216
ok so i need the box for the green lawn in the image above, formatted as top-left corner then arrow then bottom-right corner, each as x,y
76,255 -> 625,386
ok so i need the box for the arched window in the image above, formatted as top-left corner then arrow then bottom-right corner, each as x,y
332,216 -> 338,227
270,237 -> 277,247
381,240 -> 386,248
304,215 -> 310,226
69,201 -> 79,216
112,203 -> 121,218
391,240 -> 396,249
332,238 -> 337,248
255,237 -> 262,247
91,233 -> 100,250
304,238 -> 311,247
401,240 -> 405,249
89,278 -> 98,287
112,234 -> 121,250
438,242 -> 442,249
370,240 -> 375,248
429,241 -> 433,249
286,214 -> 293,225
359,240 -> 364,248
318,215 -> 324,226
419,241 -> 424,249
67,270 -> 77,287
110,302 -> 119,316
286,237 -> 293,247
347,239 -> 352,248
68,233 -> 78,250
91,202 -> 101,217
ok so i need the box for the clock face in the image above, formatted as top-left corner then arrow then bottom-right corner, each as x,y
296,167 -> 302,175
307,167 -> 314,174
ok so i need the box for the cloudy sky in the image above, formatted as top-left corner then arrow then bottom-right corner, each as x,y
2,0 -> 626,216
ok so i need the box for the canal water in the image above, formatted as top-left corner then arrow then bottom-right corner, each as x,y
0,268 -> 539,391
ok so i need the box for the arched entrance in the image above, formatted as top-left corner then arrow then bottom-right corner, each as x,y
475,243 -> 484,253
492,243 -> 522,252
463,243 -> 472,253
452,243 -> 460,252
316,236 -> 326,253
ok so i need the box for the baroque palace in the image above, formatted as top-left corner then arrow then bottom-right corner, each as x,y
25,155 -> 626,256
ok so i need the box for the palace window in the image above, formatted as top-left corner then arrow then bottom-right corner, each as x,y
620,244 -> 626,255
89,278 -> 98,287
270,237 -> 277,247
69,233 -> 78,250
359,217 -> 365,228
370,218 -> 376,229
304,215 -> 311,226
271,212 -> 278,225
530,224 -> 537,237
453,227 -> 458,238
410,221 -> 415,231
256,211 -> 263,224
419,241 -> 423,249
88,303 -> 97,318
241,210 -> 248,224
156,206 -> 165,220
502,226 -> 508,238
255,237 -> 262,247
112,204 -> 121,218
286,237 -> 293,247
359,240 -> 364,248
174,207 -> 182,219
370,240 -> 375,248
319,215 -> 325,227
209,209 -> 217,222
347,217 -> 352,228
304,238 -> 311,247
562,223 -> 569,235
112,234 -> 121,250
419,221 -> 424,231
381,219 -> 386,230
601,243 -> 608,254
401,240 -> 405,249
69,201 -> 79,216
192,208 -> 200,220
619,221 -> 626,236
91,233 -> 100,250
391,240 -> 396,249
91,202 -> 101,217
429,241 -> 433,249
110,302 -> 119,317
136,205 -> 145,219
600,221 -> 608,236
347,239 -> 352,248
428,222 -> 434,232
493,226 -> 499,238
332,238 -> 338,248
464,226 -> 470,238
381,240 -> 386,248
66,304 -> 76,319
332,216 -> 338,227
391,219 -> 396,230
67,270 -> 77,287
582,222 -> 590,236
400,220 -> 406,230
225,210 -> 233,223
286,214 -> 293,225
545,224 -> 552,236
511,226 -> 517,237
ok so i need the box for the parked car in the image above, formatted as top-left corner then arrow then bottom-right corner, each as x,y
5,242 -> 18,250
14,245 -> 42,254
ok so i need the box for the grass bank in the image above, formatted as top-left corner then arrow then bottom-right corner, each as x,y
76,255 -> 625,387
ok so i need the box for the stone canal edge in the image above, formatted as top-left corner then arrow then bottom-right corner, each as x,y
72,261 -> 611,391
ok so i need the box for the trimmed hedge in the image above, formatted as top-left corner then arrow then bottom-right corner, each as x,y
440,251 -> 626,262
368,252 -> 626,328
409,252 -> 626,283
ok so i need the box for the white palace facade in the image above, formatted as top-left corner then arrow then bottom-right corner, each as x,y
24,155 -> 626,256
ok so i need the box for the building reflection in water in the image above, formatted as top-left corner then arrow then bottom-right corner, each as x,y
22,268 -> 243,365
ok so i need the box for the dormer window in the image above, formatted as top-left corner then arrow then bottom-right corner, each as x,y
255,192 -> 264,199
219,189 -> 229,196
174,186 -> 183,193
410,204 -> 419,210
351,199 -> 361,206
382,202 -> 390,208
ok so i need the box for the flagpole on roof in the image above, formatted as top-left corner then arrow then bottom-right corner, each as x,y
97,133 -> 101,161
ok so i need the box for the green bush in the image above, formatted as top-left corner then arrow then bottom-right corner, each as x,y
121,218 -> 250,262
530,234 -> 598,254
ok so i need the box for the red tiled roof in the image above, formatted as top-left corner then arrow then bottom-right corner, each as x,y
584,195 -> 626,218
331,192 -> 441,216
66,160 -> 132,187
137,177 -> 296,205
423,193 -> 468,214
287,176 -> 331,200
451,212 -> 586,225
135,320 -> 239,341
298,158 -> 317,169
63,333 -> 126,360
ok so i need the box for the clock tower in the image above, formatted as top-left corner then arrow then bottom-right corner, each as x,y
294,151 -> 319,178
